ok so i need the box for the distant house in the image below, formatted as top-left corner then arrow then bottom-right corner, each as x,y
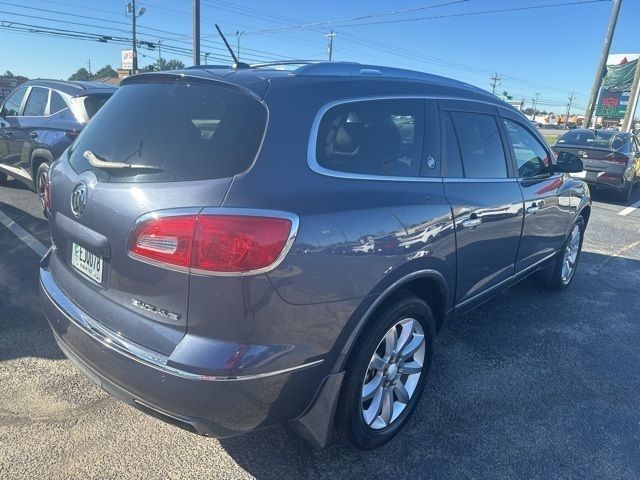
93,76 -> 121,87
0,76 -> 19,102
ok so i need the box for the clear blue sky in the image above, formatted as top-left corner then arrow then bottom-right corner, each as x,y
0,0 -> 638,113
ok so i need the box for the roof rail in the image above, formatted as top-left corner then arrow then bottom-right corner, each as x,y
250,60 -> 323,68
293,62 -> 489,94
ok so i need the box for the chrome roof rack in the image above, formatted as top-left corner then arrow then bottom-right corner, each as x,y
249,60 -> 323,68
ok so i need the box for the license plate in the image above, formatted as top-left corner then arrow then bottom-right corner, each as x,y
71,243 -> 103,283
570,171 -> 586,178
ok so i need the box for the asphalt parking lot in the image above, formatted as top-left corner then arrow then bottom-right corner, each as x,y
1,178 -> 639,480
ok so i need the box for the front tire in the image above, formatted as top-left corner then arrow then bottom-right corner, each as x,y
335,291 -> 436,450
536,216 -> 585,291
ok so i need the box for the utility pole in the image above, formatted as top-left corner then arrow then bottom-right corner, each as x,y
622,58 -> 640,131
235,31 -> 245,61
583,0 -> 623,129
157,40 -> 163,63
490,73 -> 501,95
532,92 -> 540,121
131,0 -> 137,72
193,0 -> 200,65
204,52 -> 210,65
565,91 -> 574,129
87,58 -> 92,77
325,30 -> 336,61
127,1 -> 145,73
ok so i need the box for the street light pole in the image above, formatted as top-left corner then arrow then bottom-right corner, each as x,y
583,0 -> 623,129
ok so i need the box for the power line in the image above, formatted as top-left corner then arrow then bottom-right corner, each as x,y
238,0 -> 467,36
324,0 -> 611,29
237,0 -> 609,33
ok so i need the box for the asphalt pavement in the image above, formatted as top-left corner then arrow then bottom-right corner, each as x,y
0,177 -> 639,480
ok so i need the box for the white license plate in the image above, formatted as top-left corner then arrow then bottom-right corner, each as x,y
71,243 -> 103,283
570,171 -> 586,178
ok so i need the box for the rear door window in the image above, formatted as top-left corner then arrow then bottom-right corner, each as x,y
449,111 -> 508,178
315,98 -> 427,178
23,87 -> 49,116
68,82 -> 267,183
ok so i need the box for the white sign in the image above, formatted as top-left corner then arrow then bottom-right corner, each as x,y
121,49 -> 133,70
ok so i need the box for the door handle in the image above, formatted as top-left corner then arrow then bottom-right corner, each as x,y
462,216 -> 482,229
4,130 -> 13,135
30,131 -> 38,139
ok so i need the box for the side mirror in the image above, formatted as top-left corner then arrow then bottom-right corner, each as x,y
554,151 -> 584,173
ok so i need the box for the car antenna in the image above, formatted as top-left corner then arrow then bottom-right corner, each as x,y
215,24 -> 250,69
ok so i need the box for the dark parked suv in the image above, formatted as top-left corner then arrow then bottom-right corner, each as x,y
40,62 -> 590,450
0,80 -> 115,211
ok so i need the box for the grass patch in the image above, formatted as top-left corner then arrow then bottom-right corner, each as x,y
544,134 -> 559,146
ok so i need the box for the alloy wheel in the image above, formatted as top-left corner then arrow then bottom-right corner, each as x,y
561,224 -> 581,284
361,317 -> 425,430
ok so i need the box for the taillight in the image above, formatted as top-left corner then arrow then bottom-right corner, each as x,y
607,153 -> 630,165
128,212 -> 295,274
129,215 -> 196,268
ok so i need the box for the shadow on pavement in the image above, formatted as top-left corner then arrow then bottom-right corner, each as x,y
220,251 -> 640,479
0,202 -> 61,362
0,201 -> 50,246
589,184 -> 640,207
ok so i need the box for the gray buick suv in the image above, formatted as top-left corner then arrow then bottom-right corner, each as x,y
40,62 -> 590,450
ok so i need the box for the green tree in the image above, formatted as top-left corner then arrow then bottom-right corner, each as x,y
68,67 -> 91,81
4,70 -> 29,85
93,65 -> 117,78
151,58 -> 185,71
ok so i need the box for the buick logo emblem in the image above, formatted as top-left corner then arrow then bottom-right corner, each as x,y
70,182 -> 87,217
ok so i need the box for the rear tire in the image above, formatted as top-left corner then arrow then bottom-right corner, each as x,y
35,162 -> 50,218
335,291 -> 436,450
536,216 -> 585,291
618,177 -> 634,203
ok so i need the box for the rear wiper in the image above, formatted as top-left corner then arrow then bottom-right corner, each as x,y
83,150 -> 161,171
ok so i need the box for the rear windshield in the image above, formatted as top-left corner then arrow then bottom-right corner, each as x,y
556,130 -> 630,152
68,82 -> 267,183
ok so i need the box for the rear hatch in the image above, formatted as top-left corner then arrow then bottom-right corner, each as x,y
48,74 -> 267,354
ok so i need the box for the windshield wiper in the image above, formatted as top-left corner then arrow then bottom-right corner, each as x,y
83,150 -> 161,171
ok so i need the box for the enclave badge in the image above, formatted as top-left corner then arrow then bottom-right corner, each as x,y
131,298 -> 182,322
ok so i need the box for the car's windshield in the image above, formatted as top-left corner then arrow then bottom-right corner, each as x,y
556,130 -> 630,152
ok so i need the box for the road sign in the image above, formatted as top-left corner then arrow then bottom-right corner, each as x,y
121,50 -> 133,70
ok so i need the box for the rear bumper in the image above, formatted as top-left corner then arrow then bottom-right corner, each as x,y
40,248 -> 328,438
573,168 -> 631,190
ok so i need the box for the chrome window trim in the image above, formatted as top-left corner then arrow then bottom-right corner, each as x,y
443,177 -> 518,183
41,260 -> 322,381
127,207 -> 300,277
307,94 -> 509,183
